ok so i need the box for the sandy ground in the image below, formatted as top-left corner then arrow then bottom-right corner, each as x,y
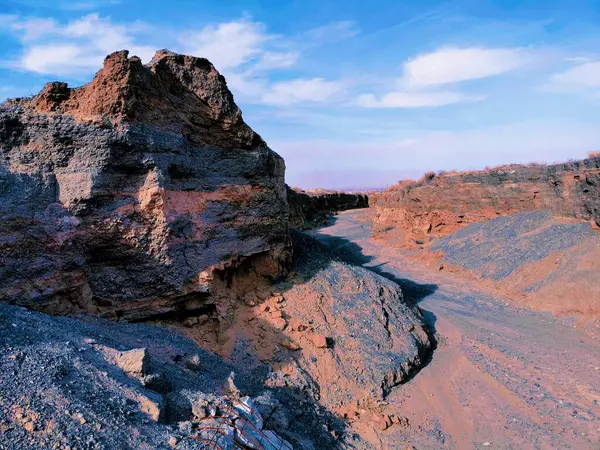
309,210 -> 600,449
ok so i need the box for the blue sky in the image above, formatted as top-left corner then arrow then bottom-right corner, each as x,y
2,0 -> 600,189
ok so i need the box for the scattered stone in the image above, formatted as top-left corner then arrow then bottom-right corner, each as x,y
271,310 -> 284,319
272,318 -> 287,330
182,354 -> 202,372
182,317 -> 198,328
142,372 -> 172,394
225,372 -> 241,397
114,348 -> 150,376
197,314 -> 209,325
312,335 -> 331,349
280,339 -> 301,351
136,392 -> 163,422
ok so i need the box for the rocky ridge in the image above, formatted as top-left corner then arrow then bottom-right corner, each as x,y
0,50 -> 433,449
371,158 -> 600,244
287,186 -> 368,229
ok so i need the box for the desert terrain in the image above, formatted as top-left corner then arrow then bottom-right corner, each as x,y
0,49 -> 599,450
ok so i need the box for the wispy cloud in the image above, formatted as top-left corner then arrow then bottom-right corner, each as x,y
357,46 -> 529,109
179,18 -> 349,106
544,60 -> 600,93
1,13 -> 352,107
3,13 -> 154,75
357,91 -> 484,108
261,78 -> 345,106
401,47 -> 529,88
179,20 -> 274,71
302,21 -> 359,43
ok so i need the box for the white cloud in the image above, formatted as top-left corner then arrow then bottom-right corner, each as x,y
401,47 -> 528,88
178,19 -> 352,106
545,61 -> 600,92
20,44 -> 102,74
303,21 -> 359,43
11,18 -> 59,41
180,20 -> 271,71
3,14 -> 347,107
357,90 -> 483,108
355,46 -> 527,109
5,13 -> 155,75
261,78 -> 344,106
255,51 -> 299,70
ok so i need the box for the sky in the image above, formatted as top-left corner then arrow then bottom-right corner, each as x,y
2,1 -> 600,189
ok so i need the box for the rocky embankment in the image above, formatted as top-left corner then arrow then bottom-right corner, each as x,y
287,187 -> 368,229
372,158 -> 600,243
0,302 -> 295,449
0,50 -> 432,449
369,159 -> 600,319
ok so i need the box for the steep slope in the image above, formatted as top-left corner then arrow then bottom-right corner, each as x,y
0,50 -> 290,321
433,210 -> 600,317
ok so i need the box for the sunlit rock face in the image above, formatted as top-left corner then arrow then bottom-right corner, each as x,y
371,158 -> 600,241
0,49 -> 291,320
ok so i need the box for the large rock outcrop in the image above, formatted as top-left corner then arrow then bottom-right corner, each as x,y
371,158 -> 600,243
0,50 -> 290,320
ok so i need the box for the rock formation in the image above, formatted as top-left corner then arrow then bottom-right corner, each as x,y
188,232 -> 432,414
287,186 -> 368,228
0,50 -> 290,320
371,158 -> 600,243
0,49 -> 434,449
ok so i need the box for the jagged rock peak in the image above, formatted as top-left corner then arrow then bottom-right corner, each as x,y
16,49 -> 263,149
0,49 -> 288,320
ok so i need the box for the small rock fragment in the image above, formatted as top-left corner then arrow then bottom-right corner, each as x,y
114,348 -> 150,376
272,318 -> 287,330
312,335 -> 331,348
182,317 -> 198,327
197,314 -> 209,325
226,372 -> 241,397
280,339 -> 301,351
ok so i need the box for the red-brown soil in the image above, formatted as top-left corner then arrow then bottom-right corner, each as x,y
310,210 -> 600,449
372,207 -> 600,321
371,159 -> 600,245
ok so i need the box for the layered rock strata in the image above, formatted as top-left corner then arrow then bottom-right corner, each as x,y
372,158 -> 600,241
287,186 -> 368,228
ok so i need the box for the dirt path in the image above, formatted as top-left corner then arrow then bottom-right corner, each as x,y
309,210 -> 600,450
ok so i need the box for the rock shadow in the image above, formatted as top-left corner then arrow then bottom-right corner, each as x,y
303,230 -> 438,305
296,228 -> 439,377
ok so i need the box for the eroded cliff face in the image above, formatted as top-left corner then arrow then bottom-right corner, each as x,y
0,50 -> 290,320
287,186 -> 368,229
372,158 -> 600,243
